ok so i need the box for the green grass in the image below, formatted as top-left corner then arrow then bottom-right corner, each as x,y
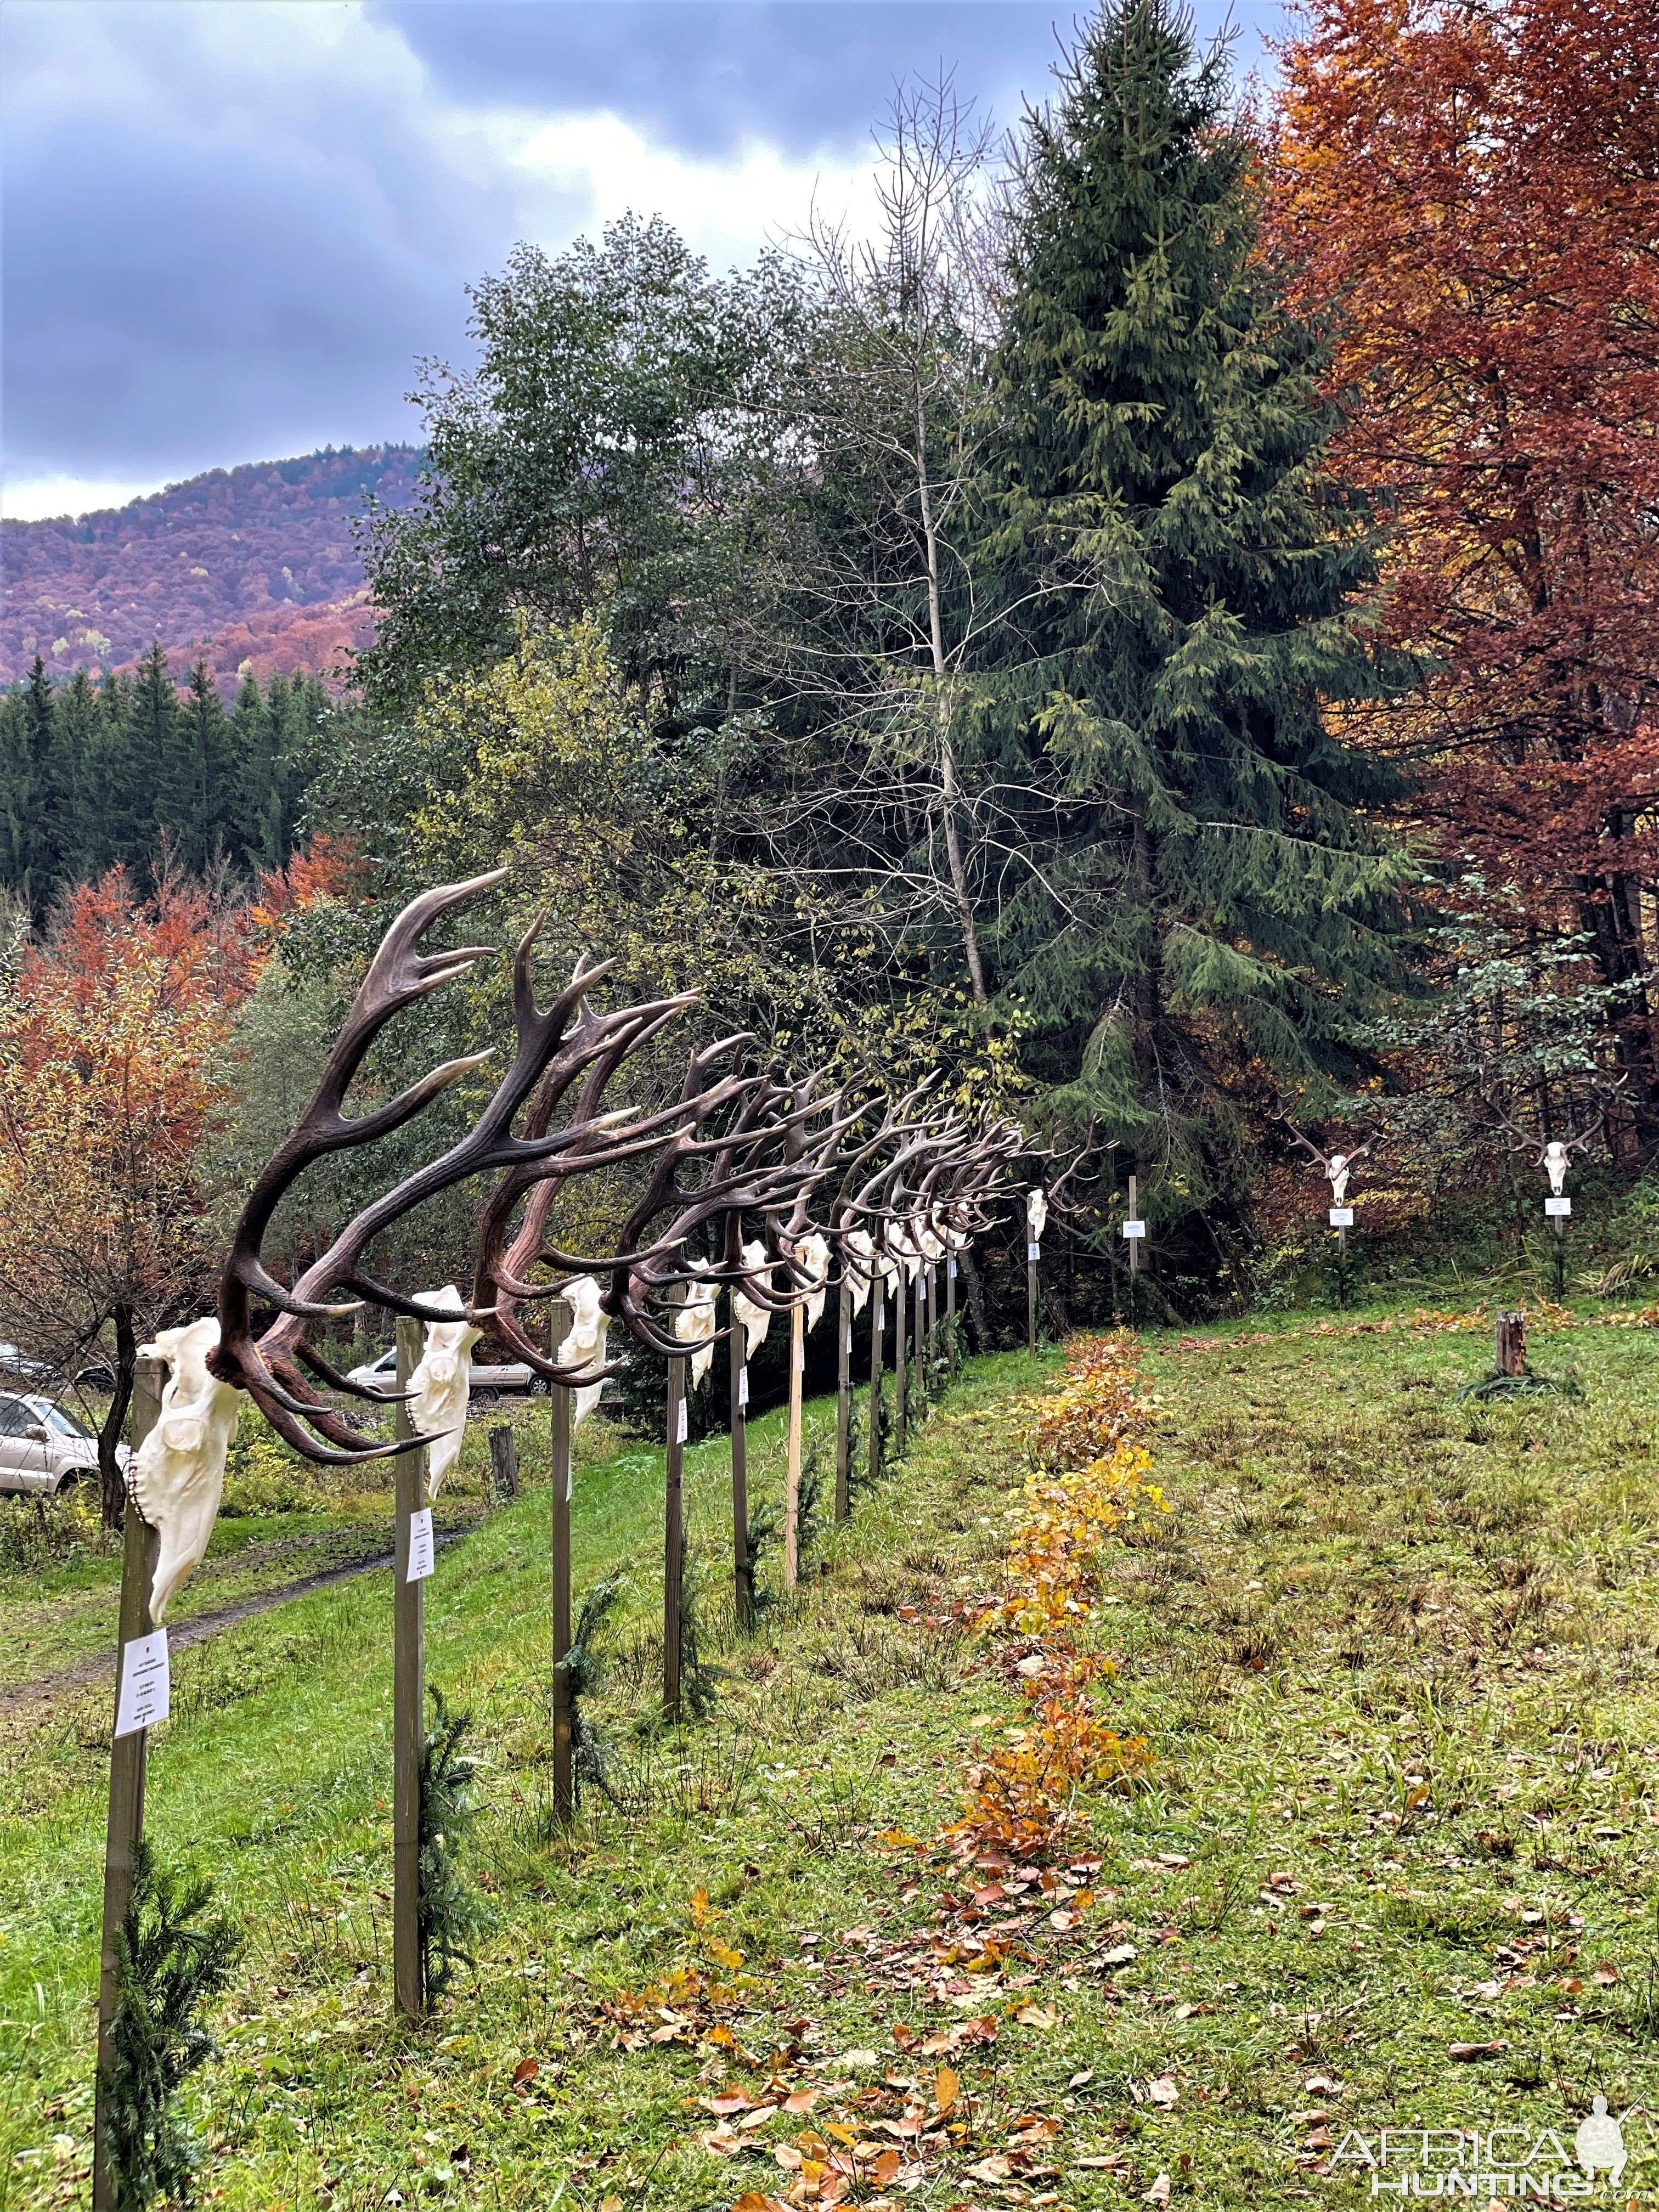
4,1302 -> 1659,2210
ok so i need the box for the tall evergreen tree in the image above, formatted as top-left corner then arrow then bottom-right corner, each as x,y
119,645 -> 176,870
46,667 -> 100,888
170,661 -> 235,872
19,657 -> 61,912
975,0 -> 1414,1200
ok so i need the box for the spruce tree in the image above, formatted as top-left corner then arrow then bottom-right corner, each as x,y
121,645 -> 176,871
977,0 -> 1413,1198
172,662 -> 234,872
47,667 -> 101,888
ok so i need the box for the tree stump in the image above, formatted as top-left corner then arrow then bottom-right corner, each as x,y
488,1426 -> 518,1504
1496,1311 -> 1527,1378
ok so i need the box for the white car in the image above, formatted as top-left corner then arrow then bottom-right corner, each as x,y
343,1347 -> 548,1404
0,1391 -> 128,1496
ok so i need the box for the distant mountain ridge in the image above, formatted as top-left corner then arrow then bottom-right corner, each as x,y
1,445 -> 424,691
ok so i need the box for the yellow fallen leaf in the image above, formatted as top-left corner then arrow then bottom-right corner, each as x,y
935,2064 -> 960,2114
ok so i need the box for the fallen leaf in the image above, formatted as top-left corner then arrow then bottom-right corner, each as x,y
966,2156 -> 1012,2185
600,2198 -> 624,2212
1146,2172 -> 1172,2205
706,2095 -> 755,2117
935,2066 -> 960,2114
1015,2004 -> 1058,2028
741,2106 -> 780,2130
700,2128 -> 744,2157
1100,1944 -> 1139,1968
774,2146 -> 804,2171
1070,2069 -> 1096,2089
1447,2041 -> 1509,2061
1050,1910 -> 1081,1932
1148,2075 -> 1179,2108
1592,1963 -> 1620,1985
785,2091 -> 819,2115
867,2150 -> 901,2186
1079,2154 -> 1124,2169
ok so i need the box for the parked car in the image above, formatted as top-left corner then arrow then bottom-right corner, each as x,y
0,1392 -> 128,1497
0,1340 -> 56,1386
343,1347 -> 549,1406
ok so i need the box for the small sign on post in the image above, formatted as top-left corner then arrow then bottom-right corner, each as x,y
1545,1195 -> 1572,1218
405,1508 -> 436,1583
113,1627 -> 170,1739
1329,1206 -> 1355,1228
1121,1220 -> 1146,1240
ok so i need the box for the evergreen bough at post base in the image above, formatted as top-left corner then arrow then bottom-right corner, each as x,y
99,1839 -> 239,2212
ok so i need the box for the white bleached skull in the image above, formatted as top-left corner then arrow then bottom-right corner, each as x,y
409,1285 -> 483,1500
1543,1141 -> 1572,1197
731,1239 -> 775,1360
130,1316 -> 244,1623
555,1274 -> 610,1429
673,1270 -> 719,1389
794,1232 -> 832,1332
1026,1188 -> 1048,1243
1327,1154 -> 1353,1205
842,1228 -> 877,1319
890,1221 -> 924,1284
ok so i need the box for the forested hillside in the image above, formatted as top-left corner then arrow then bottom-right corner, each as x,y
1,446 -> 423,690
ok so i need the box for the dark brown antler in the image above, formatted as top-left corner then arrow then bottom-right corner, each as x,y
212,883 -> 706,1460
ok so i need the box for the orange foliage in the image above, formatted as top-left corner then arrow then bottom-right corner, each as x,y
949,1336 -> 1160,1864
1269,0 -> 1659,1079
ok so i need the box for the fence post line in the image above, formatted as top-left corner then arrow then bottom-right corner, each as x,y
93,1354 -> 164,2212
834,1278 -> 851,1522
784,1299 -> 804,1588
663,1355 -> 686,1722
392,1314 -> 425,2018
548,1294 -> 574,1829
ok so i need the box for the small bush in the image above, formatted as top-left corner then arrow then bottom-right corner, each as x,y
419,1688 -> 491,2002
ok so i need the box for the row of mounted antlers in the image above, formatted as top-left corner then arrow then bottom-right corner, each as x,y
129,870 -> 1025,1618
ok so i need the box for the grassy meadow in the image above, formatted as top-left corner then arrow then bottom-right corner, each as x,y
2,1296 -> 1658,2211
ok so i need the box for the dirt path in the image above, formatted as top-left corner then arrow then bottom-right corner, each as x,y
0,1535 -> 463,1714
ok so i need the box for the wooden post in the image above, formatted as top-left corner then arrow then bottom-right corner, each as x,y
730,1294 -> 751,1628
784,1299 -> 804,1588
487,1425 -> 518,1503
392,1315 -> 424,2019
664,1355 -> 685,1722
93,1356 -> 163,2212
894,1268 -> 909,1455
548,1295 -> 573,1829
1496,1310 -> 1527,1377
834,1278 -> 851,1522
1027,1237 -> 1039,1353
926,1261 -> 938,1367
915,1265 -> 927,1399
868,1280 -> 884,1493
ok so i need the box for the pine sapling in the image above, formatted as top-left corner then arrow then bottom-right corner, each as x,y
562,1572 -> 624,1809
100,1839 -> 239,2212
419,1686 -> 492,2001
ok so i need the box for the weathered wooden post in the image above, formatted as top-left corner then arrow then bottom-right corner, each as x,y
730,1274 -> 751,1627
1026,1191 -> 1043,1353
868,1274 -> 885,1492
547,1293 -> 574,1829
893,1264 -> 909,1455
93,1356 -> 165,2212
488,1425 -> 518,1503
783,1297 -> 804,1588
834,1275 -> 852,1522
1496,1310 -> 1527,1378
393,1315 -> 427,2018
664,1353 -> 686,1722
926,1259 -> 938,1367
1122,1173 -> 1147,1315
913,1262 -> 926,1408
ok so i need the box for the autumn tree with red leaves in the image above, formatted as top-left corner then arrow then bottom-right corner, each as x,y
1270,0 -> 1659,1131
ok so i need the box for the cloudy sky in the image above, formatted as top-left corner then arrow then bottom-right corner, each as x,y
2,0 -> 1278,522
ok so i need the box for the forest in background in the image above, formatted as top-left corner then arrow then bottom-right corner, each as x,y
0,0 -> 1654,1402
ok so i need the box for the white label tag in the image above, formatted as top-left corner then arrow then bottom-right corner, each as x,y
737,1366 -> 749,1409
949,1256 -> 957,1279
844,1327 -> 853,1356
114,1627 -> 169,1739
1028,1242 -> 1041,1261
675,1398 -> 689,1443
1329,1206 -> 1355,1228
1122,1220 -> 1146,1239
407,1507 -> 435,1582
795,1339 -> 806,1373
1545,1195 -> 1571,1217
